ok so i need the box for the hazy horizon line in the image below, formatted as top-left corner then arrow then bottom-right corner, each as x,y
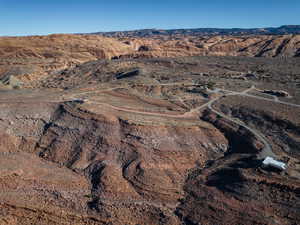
1,24 -> 299,38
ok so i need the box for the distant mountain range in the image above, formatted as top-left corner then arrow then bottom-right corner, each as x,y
92,25 -> 300,37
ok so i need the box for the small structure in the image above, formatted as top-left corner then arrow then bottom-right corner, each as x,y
115,69 -> 140,80
263,90 -> 290,98
70,98 -> 87,104
245,72 -> 258,79
262,157 -> 287,171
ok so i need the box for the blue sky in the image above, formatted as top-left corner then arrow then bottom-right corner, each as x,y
0,0 -> 299,36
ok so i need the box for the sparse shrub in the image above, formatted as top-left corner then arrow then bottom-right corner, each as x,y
207,81 -> 216,89
84,194 -> 93,198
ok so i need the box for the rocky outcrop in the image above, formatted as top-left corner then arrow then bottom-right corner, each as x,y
118,35 -> 300,59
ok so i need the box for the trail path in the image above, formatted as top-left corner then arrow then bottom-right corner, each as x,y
1,83 -> 299,159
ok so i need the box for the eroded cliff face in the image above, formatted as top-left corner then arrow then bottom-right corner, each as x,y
0,34 -> 134,87
118,34 -> 300,59
1,34 -> 300,88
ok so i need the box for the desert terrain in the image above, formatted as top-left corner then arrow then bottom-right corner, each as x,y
0,31 -> 299,225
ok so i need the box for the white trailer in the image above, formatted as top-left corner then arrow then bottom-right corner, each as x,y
262,157 -> 287,170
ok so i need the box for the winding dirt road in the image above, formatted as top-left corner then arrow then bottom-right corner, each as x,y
70,84 -> 295,159
2,84 -> 299,160
203,86 -> 276,159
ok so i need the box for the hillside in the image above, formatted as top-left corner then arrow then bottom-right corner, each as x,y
0,34 -> 134,85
